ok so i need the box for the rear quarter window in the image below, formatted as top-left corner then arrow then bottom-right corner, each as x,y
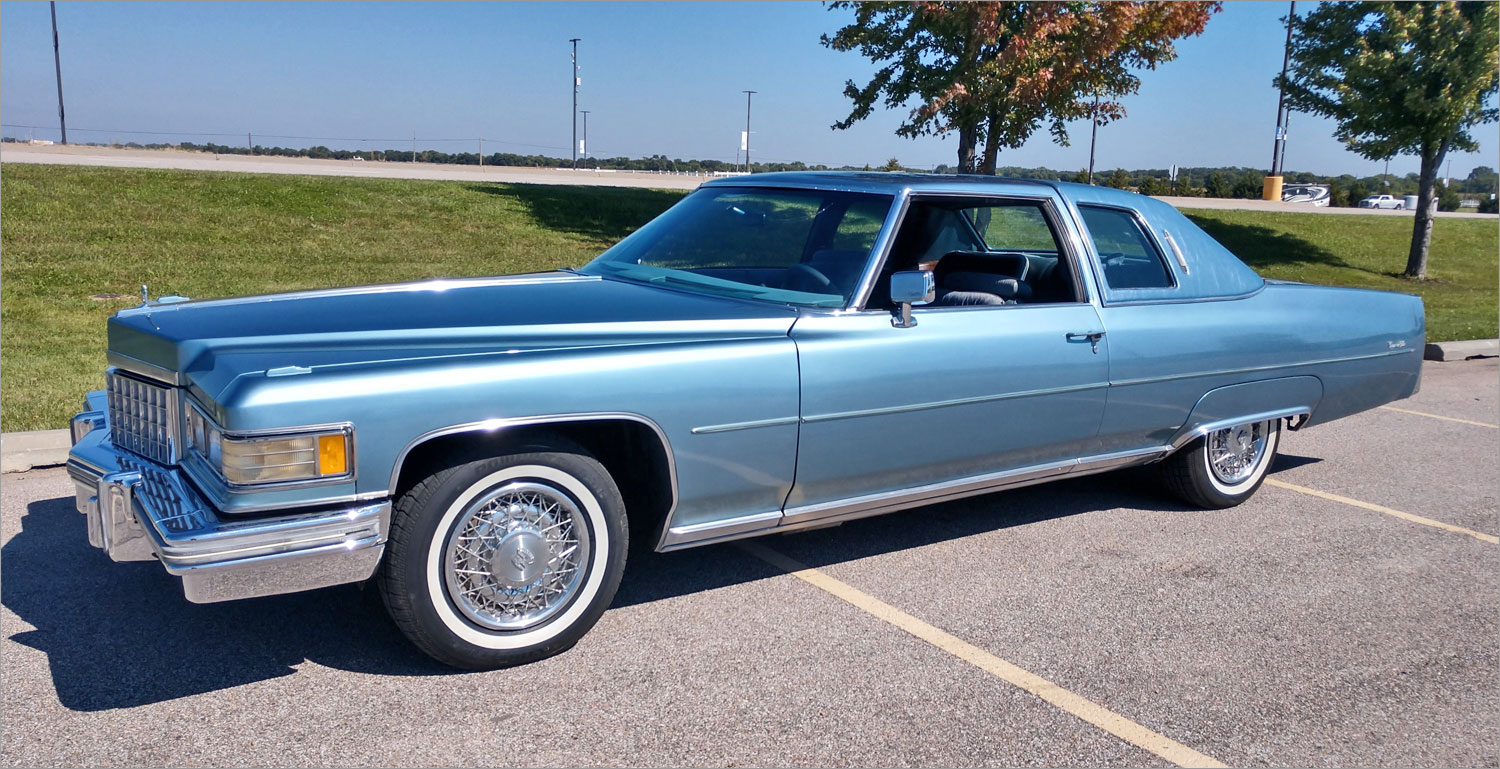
1077,205 -> 1175,290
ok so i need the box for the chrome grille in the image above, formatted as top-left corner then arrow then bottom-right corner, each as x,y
106,371 -> 180,465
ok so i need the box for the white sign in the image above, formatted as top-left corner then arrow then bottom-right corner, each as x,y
579,139 -> 586,154
740,131 -> 748,151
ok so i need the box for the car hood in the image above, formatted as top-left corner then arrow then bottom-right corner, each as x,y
108,272 -> 799,399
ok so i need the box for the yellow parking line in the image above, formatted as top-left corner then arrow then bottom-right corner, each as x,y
1264,478 -> 1500,544
738,540 -> 1229,769
1379,405 -> 1498,429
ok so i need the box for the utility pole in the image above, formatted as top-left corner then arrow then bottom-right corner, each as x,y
570,38 -> 581,169
412,133 -> 416,163
580,110 -> 590,168
50,1 -> 67,145
248,133 -> 253,154
1265,0 -> 1296,200
742,90 -> 756,173
479,137 -> 483,166
1087,91 -> 1099,184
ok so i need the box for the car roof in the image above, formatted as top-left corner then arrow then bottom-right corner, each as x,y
701,170 -> 1108,198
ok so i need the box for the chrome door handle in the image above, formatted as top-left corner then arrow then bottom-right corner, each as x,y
1066,331 -> 1106,354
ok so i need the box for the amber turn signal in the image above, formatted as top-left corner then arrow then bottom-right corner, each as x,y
318,433 -> 349,476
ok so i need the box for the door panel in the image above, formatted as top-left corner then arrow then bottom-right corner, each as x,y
786,304 -> 1110,514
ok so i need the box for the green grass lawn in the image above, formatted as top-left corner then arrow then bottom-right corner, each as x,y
1182,208 -> 1498,345
2,164 -> 1495,431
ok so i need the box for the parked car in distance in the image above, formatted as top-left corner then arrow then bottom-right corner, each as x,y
68,172 -> 1426,669
1359,193 -> 1406,209
1282,184 -> 1330,206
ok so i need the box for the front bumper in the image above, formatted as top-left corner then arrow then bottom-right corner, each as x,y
68,394 -> 389,603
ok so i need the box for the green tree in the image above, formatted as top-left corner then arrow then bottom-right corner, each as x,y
1277,1 -> 1498,278
1136,175 -> 1167,196
1102,169 -> 1131,189
1205,172 -> 1233,198
823,1 -> 1219,174
1436,179 -> 1462,212
880,157 -> 904,172
1346,180 -> 1370,207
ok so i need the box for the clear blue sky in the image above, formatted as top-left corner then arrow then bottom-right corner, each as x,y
1,1 -> 1494,178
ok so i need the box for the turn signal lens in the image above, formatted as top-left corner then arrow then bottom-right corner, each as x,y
318,433 -> 349,476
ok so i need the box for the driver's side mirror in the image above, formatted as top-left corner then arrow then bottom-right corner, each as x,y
889,270 -> 934,329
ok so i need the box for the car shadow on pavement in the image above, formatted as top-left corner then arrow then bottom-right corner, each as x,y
3,495 -> 456,712
4,467 -> 1214,711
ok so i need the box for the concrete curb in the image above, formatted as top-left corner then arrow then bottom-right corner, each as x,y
1424,339 -> 1500,362
1,429 -> 71,473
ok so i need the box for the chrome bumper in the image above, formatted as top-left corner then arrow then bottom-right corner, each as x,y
68,394 -> 389,603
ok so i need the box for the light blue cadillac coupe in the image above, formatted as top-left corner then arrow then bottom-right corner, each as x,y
68,173 -> 1424,668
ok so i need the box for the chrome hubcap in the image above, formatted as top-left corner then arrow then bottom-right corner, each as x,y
443,481 -> 590,631
1207,420 -> 1270,485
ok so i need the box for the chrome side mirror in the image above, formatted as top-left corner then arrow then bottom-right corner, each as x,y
889,270 -> 934,328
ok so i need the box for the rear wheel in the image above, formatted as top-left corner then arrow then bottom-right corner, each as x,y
1160,418 -> 1281,509
379,447 -> 627,669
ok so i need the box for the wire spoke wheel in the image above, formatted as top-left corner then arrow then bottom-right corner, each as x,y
1206,420 -> 1270,485
442,481 -> 591,631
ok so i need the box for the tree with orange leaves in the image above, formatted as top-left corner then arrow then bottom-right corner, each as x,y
822,1 -> 1219,174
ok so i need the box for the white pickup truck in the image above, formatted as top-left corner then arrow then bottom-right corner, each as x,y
1359,194 -> 1406,210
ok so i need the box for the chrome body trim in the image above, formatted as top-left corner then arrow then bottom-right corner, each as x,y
1166,408 -> 1309,450
657,510 -> 783,552
1110,349 -> 1416,388
659,445 -> 1177,550
106,351 -> 184,385
67,426 -> 389,604
105,370 -> 182,465
690,416 -> 801,435
801,381 -> 1109,424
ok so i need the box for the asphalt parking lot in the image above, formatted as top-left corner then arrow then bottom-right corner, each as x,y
2,359 -> 1495,768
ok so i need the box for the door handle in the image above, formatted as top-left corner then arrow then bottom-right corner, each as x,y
1066,331 -> 1106,354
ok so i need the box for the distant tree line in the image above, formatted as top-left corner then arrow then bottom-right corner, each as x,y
4,135 -> 1493,212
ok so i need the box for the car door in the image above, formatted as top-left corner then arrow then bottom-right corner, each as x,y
782,191 -> 1110,526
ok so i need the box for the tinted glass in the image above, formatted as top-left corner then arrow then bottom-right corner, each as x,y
961,205 -> 1059,251
1078,205 -> 1175,290
582,187 -> 893,307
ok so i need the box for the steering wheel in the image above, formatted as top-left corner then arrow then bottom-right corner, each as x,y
782,263 -> 836,294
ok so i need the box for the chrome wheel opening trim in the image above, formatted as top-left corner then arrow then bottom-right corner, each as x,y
424,465 -> 610,650
441,481 -> 591,631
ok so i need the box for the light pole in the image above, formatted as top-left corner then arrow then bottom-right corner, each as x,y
580,110 -> 590,168
570,38 -> 581,169
1087,91 -> 1099,184
1265,0 -> 1296,201
50,1 -> 66,145
742,90 -> 756,173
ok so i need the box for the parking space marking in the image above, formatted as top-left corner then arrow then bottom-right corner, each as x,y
1265,478 -> 1500,544
1378,405 -> 1498,429
738,540 -> 1229,769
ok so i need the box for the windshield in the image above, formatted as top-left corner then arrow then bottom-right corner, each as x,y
580,186 -> 894,308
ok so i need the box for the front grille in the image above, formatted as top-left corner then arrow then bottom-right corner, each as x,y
106,371 -> 180,465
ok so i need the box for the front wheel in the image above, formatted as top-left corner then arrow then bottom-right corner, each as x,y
379,447 -> 628,669
1159,418 -> 1281,509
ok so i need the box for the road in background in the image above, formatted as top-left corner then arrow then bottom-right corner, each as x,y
2,359 -> 1494,767
3,144 -> 1492,218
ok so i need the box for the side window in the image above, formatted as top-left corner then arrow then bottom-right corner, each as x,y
961,205 -> 1058,251
873,197 -> 1080,309
1077,205 -> 1175,290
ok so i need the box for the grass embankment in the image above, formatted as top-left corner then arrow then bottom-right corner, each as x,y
2,164 -> 1495,431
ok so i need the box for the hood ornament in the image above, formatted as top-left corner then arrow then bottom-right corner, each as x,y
139,284 -> 149,306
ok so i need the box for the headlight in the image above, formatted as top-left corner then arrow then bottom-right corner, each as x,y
187,406 -> 352,486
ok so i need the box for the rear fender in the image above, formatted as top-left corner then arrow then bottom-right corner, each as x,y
1167,376 -> 1323,450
